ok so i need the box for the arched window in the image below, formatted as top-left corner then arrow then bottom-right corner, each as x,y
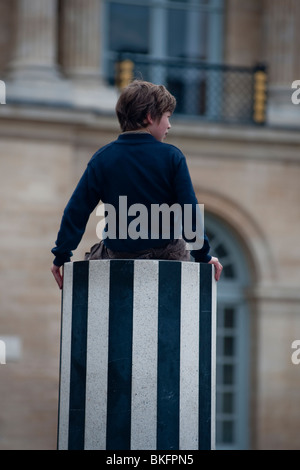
205,213 -> 251,450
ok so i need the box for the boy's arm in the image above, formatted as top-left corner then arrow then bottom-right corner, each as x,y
51,264 -> 64,290
51,163 -> 102,270
173,152 -> 223,280
173,153 -> 209,255
208,257 -> 223,281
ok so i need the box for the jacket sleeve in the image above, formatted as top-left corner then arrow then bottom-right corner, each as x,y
173,151 -> 212,263
51,162 -> 102,267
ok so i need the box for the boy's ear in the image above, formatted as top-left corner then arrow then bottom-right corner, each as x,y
145,113 -> 154,125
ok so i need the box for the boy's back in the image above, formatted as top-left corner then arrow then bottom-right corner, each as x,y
51,80 -> 223,289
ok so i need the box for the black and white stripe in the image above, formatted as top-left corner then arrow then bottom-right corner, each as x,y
57,259 -> 216,450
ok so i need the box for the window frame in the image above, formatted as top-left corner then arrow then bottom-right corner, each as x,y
205,213 -> 251,450
102,0 -> 224,80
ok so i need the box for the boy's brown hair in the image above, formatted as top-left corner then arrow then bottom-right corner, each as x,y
115,80 -> 176,132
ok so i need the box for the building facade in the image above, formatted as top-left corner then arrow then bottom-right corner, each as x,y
0,0 -> 300,450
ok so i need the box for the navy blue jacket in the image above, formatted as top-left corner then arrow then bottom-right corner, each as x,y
52,133 -> 211,267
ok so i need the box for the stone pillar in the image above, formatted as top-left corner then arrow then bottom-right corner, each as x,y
59,0 -> 117,110
9,0 -> 60,80
60,0 -> 102,83
263,0 -> 300,127
6,0 -> 72,105
57,260 -> 217,450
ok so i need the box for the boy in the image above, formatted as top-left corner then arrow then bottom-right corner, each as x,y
51,80 -> 222,289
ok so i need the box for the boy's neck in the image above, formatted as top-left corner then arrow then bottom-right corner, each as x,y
122,129 -> 151,135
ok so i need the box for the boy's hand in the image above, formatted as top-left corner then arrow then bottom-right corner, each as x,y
51,264 -> 63,290
208,256 -> 223,281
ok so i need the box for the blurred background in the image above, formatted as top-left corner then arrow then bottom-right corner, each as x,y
0,0 -> 300,450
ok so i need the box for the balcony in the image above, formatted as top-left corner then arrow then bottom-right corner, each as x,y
113,53 -> 267,126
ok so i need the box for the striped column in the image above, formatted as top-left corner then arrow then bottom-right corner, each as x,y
57,259 -> 216,450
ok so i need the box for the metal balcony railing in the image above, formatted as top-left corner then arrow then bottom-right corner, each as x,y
114,53 -> 267,126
